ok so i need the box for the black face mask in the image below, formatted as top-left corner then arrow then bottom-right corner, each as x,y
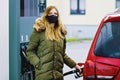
46,15 -> 58,23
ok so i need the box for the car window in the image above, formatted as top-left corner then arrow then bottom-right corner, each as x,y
94,21 -> 120,58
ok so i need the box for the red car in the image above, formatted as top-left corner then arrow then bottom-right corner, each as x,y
82,10 -> 120,80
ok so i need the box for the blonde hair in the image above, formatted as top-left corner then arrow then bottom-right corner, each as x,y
41,5 -> 67,41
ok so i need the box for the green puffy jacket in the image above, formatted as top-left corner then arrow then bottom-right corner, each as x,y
26,29 -> 76,80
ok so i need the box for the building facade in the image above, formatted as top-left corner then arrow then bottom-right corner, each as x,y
47,0 -> 116,38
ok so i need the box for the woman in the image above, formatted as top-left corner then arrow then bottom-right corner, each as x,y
26,5 -> 81,80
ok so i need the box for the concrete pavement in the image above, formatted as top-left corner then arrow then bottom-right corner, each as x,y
63,40 -> 93,80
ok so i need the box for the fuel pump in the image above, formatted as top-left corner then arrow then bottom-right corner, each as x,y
20,35 -> 35,80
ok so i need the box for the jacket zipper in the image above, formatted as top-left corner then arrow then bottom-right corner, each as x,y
52,40 -> 55,79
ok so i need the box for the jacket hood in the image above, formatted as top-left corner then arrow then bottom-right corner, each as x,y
33,18 -> 45,32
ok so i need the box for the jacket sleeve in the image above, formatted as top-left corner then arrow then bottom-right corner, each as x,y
26,29 -> 40,66
63,38 -> 76,68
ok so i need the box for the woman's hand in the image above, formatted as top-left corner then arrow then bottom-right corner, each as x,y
75,64 -> 83,76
